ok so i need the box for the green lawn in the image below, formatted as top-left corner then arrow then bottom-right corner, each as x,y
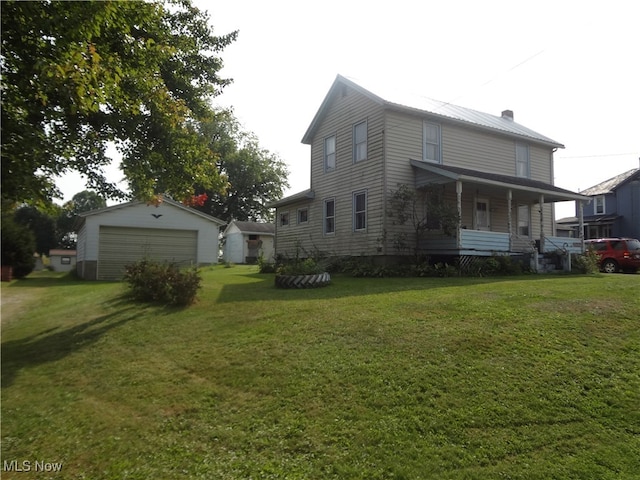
1,267 -> 639,479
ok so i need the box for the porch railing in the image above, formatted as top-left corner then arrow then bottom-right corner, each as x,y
422,231 -> 584,255
542,236 -> 584,254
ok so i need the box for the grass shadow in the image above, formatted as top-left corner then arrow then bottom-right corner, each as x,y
1,296 -> 148,387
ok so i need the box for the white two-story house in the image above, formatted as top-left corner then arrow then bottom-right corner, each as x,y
271,75 -> 587,265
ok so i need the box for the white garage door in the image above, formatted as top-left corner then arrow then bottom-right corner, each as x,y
98,226 -> 198,280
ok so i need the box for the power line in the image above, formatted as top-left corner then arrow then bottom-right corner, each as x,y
556,152 -> 639,159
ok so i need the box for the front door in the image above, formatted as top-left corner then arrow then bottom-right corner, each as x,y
475,198 -> 490,230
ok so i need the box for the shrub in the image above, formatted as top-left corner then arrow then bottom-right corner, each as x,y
276,257 -> 324,276
257,253 -> 276,273
572,249 -> 600,274
123,259 -> 201,306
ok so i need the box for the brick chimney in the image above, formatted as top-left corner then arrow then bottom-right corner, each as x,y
501,110 -> 514,121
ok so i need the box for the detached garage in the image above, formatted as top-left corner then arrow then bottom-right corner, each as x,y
76,197 -> 225,280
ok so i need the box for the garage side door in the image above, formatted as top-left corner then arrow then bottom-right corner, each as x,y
98,226 -> 198,280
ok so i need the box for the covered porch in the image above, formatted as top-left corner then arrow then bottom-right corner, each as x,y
411,160 -> 589,257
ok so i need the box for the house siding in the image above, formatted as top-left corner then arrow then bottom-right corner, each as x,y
616,181 -> 640,238
275,76 -> 572,262
278,85 -> 386,258
382,110 -> 555,246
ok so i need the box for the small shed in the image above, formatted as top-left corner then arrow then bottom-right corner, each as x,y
76,196 -> 225,280
223,221 -> 275,264
49,249 -> 77,272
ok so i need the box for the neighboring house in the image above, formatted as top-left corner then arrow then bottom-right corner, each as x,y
76,196 -> 225,280
557,167 -> 640,240
270,74 -> 588,265
222,221 -> 275,264
49,249 -> 77,272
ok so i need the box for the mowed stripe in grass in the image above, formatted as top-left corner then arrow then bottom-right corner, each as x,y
1,268 -> 639,479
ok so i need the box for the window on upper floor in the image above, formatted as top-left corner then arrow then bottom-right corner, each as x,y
279,212 -> 289,227
594,195 -> 605,214
516,143 -> 530,178
353,190 -> 367,231
353,121 -> 367,162
324,198 -> 335,235
324,135 -> 336,172
423,121 -> 441,163
297,207 -> 308,224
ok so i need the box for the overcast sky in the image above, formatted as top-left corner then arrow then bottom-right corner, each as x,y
60,0 -> 639,219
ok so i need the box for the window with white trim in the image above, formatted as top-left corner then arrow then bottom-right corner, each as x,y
297,207 -> 308,224
516,143 -> 530,178
353,121 -> 367,162
594,195 -> 605,214
517,204 -> 530,237
423,122 -> 441,163
353,191 -> 367,231
324,198 -> 335,235
324,135 -> 336,172
279,212 -> 289,227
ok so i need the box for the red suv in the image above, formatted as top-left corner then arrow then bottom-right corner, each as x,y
584,238 -> 640,273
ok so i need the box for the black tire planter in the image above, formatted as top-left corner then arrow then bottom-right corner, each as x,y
274,272 -> 331,289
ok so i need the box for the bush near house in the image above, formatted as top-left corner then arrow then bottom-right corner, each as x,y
123,259 -> 201,306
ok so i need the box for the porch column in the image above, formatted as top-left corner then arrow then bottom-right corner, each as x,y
507,189 -> 513,251
578,200 -> 585,251
456,180 -> 463,248
539,194 -> 545,253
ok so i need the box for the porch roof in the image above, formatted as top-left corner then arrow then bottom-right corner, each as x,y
267,189 -> 315,208
410,160 -> 589,203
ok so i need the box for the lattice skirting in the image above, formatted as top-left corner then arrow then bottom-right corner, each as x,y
274,272 -> 331,289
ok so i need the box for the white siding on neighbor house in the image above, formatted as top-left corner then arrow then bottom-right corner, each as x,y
78,201 -> 221,265
223,223 -> 276,263
224,231 -> 244,264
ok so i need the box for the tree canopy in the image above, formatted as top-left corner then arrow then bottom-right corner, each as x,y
192,111 -> 289,223
1,0 -> 237,204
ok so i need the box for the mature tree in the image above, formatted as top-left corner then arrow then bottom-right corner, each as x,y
56,190 -> 108,248
1,0 -> 237,204
14,205 -> 58,256
192,111 -> 289,223
2,212 -> 36,278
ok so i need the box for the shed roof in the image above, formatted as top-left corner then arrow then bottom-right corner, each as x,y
228,221 -> 275,235
580,168 -> 639,196
302,74 -> 564,148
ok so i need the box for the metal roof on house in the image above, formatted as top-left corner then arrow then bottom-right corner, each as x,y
580,168 -> 639,196
302,74 -> 564,148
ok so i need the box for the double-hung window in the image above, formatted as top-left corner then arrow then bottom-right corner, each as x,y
517,204 -> 530,237
353,191 -> 367,231
324,135 -> 336,172
298,207 -> 308,224
353,121 -> 367,162
594,195 -> 605,214
516,143 -> 530,178
324,198 -> 335,235
279,212 -> 289,227
423,122 -> 441,163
